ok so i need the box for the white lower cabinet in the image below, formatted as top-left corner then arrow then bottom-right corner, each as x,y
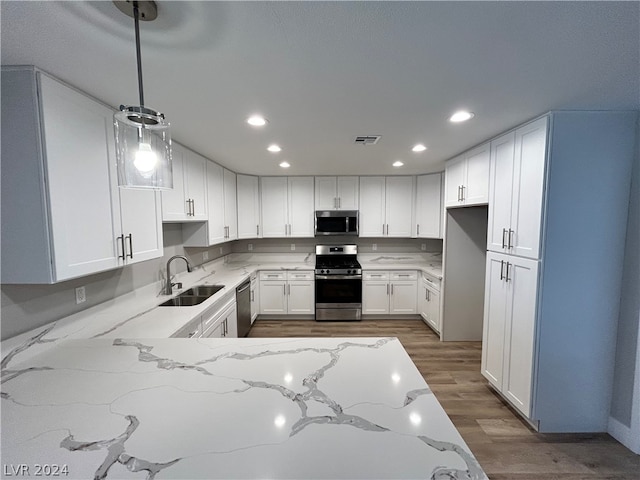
172,296 -> 237,339
259,271 -> 314,315
362,271 -> 417,315
481,251 -> 538,416
419,272 -> 441,333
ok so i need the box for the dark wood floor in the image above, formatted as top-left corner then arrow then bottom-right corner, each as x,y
248,318 -> 640,479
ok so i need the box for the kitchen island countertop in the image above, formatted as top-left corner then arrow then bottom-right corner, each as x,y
1,336 -> 486,479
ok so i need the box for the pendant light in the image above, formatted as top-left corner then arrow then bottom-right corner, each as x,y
113,0 -> 172,189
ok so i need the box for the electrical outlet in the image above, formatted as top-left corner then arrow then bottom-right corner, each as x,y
372,244 -> 377,251
219,247 -> 223,254
248,243 -> 253,251
421,243 -> 426,251
203,251 -> 209,261
290,244 -> 295,251
75,286 -> 86,304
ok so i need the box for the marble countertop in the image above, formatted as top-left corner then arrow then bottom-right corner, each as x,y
1,336 -> 486,479
1,253 -> 442,365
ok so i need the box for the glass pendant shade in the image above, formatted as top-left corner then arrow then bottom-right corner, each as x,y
114,105 -> 173,189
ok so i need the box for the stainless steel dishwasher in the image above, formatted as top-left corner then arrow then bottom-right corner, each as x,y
236,279 -> 251,337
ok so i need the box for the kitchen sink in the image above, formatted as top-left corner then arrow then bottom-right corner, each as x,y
159,285 -> 225,307
182,285 -> 224,297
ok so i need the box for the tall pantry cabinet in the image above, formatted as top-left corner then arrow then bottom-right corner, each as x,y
481,112 -> 638,432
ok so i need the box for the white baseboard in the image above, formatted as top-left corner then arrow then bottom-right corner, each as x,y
608,416 -> 640,454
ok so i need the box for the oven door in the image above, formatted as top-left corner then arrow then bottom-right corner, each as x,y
315,275 -> 362,321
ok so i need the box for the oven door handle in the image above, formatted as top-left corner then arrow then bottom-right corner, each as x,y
315,274 -> 362,280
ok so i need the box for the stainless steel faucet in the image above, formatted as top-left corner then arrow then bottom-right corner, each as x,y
165,255 -> 193,295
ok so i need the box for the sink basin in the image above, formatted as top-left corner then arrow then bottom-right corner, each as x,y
183,285 -> 224,297
160,296 -> 209,307
159,285 -> 224,307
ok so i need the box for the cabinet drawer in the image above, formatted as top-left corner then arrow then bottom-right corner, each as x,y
286,271 -> 314,281
259,271 -> 286,281
390,271 -> 418,281
363,271 -> 390,281
421,272 -> 441,290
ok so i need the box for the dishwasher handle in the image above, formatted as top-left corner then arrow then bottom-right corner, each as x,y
237,281 -> 251,294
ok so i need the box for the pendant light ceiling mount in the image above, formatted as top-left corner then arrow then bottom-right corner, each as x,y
113,0 -> 173,189
113,1 -> 157,22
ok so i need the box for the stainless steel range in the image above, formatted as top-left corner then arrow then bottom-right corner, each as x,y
315,244 -> 362,321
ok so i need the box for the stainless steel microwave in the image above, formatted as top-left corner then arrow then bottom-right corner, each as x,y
315,210 -> 359,236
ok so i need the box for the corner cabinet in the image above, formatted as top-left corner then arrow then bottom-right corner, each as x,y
260,177 -> 314,238
420,272 -> 442,334
1,67 -> 163,284
359,177 -> 414,237
444,142 -> 490,207
362,271 -> 417,315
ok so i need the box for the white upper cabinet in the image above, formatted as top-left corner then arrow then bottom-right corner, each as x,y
1,67 -> 163,283
162,145 -> 208,222
315,176 -> 359,210
444,142 -> 490,207
487,117 -> 547,259
182,163 -> 237,247
359,176 -> 414,237
415,173 -> 442,238
261,177 -> 314,238
237,174 -> 261,239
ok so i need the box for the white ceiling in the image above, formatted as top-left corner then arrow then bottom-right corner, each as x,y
2,1 -> 639,176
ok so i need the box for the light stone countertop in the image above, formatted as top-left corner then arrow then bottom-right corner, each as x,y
0,253 -> 442,367
1,336 -> 486,479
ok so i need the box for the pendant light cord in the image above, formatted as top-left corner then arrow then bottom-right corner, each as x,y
133,1 -> 145,107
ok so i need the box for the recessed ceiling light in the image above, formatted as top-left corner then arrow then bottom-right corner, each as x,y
247,115 -> 268,127
279,161 -> 290,168
267,144 -> 282,153
392,161 -> 404,167
412,144 -> 427,152
449,111 -> 475,123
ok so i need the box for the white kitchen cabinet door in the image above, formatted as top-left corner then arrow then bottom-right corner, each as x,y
385,176 -> 414,237
481,251 -> 539,417
118,188 -> 164,263
444,156 -> 465,207
223,168 -> 238,240
359,177 -> 386,237
261,177 -> 288,237
37,73 -> 122,281
250,276 -> 259,323
419,282 -> 429,323
390,281 -> 417,314
427,287 -> 441,333
162,145 -> 208,221
201,320 -> 224,338
464,143 -> 490,205
288,176 -> 315,237
481,254 -> 510,389
205,161 -> 226,245
287,281 -> 315,314
315,176 -> 338,210
336,176 -> 359,210
510,117 -> 547,260
259,280 -> 287,314
487,132 -> 516,253
237,174 -> 261,239
502,255 -> 539,416
415,173 -> 442,238
362,280 -> 389,314
221,304 -> 238,338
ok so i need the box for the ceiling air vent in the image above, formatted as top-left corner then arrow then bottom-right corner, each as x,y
354,135 -> 381,145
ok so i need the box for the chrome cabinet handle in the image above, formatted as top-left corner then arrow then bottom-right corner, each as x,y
502,228 -> 507,249
500,260 -> 505,280
338,197 -> 341,208
334,197 -> 337,209
457,186 -> 461,202
126,234 -> 133,259
417,224 -> 420,236
391,284 -> 394,295
284,284 -> 286,296
386,284 -> 389,295
461,185 -> 465,201
256,224 -> 259,236
117,235 -> 126,260
508,230 -> 514,249
505,262 -> 511,282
